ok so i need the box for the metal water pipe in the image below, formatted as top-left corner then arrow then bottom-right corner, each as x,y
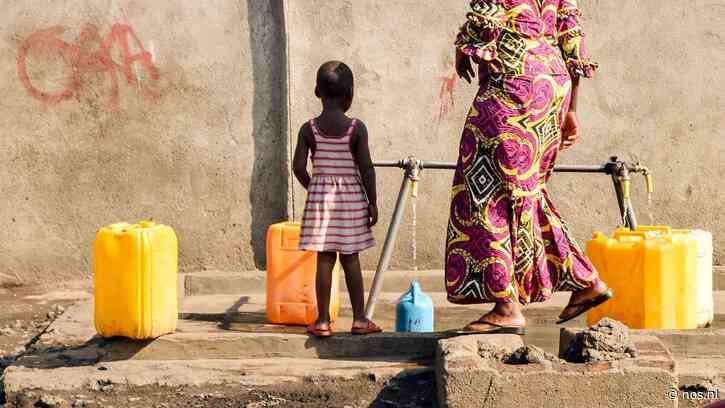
364,155 -> 654,320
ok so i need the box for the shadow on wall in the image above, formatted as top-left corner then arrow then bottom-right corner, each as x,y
247,0 -> 289,269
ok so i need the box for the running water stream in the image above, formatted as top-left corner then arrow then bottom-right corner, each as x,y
646,192 -> 655,226
411,196 -> 418,272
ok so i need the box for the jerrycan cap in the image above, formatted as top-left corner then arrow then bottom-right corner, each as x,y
108,222 -> 131,230
399,280 -> 422,303
410,280 -> 422,292
138,220 -> 156,228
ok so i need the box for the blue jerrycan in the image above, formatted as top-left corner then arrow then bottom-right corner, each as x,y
396,281 -> 434,332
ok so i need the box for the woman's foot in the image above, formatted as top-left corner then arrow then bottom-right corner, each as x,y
558,280 -> 613,323
351,319 -> 382,335
464,302 -> 526,333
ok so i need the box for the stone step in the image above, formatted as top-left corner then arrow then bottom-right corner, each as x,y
98,331 -> 445,362
3,356 -> 433,404
182,267 -> 725,297
436,333 -> 679,407
181,269 -> 444,297
638,329 -> 725,359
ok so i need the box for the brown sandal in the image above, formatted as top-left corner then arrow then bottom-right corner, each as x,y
556,288 -> 614,325
351,320 -> 382,335
306,325 -> 333,338
456,319 -> 526,335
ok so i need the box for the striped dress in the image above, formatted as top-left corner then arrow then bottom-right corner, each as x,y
299,119 -> 375,254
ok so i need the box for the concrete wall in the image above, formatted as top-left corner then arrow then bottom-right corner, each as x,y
2,0 -> 724,285
287,0 -> 725,269
1,1 -> 288,284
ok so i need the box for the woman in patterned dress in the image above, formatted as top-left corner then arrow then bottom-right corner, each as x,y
446,0 -> 612,333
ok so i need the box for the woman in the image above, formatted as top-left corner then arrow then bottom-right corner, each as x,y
446,0 -> 612,334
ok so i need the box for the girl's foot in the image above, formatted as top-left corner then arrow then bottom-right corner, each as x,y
307,320 -> 333,338
351,319 -> 382,335
464,303 -> 526,333
557,280 -> 613,324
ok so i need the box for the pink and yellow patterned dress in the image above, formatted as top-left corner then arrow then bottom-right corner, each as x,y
445,0 -> 600,305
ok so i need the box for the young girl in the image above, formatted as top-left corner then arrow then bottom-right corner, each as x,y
293,61 -> 382,338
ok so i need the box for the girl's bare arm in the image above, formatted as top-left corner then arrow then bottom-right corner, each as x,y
352,122 -> 377,208
292,124 -> 312,189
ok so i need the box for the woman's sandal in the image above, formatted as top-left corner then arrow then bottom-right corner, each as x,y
556,288 -> 614,325
306,325 -> 333,338
351,320 -> 382,335
455,319 -> 527,336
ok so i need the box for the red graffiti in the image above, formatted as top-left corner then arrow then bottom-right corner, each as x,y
437,72 -> 457,121
17,24 -> 159,109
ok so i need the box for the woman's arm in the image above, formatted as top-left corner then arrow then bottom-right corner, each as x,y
292,124 -> 312,189
455,0 -> 506,82
352,122 -> 378,227
569,76 -> 579,112
557,0 -> 598,79
560,76 -> 580,149
557,0 -> 595,150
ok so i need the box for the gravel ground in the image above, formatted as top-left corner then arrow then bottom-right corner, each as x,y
5,371 -> 438,408
0,286 -> 80,406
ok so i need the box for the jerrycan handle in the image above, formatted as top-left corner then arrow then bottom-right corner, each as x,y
637,225 -> 672,235
613,228 -> 647,239
614,228 -> 674,243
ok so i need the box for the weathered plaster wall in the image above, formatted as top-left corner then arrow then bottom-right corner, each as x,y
1,1 -> 288,284
3,0 -> 724,285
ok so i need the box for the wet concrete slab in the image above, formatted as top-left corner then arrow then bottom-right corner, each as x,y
31,292 -> 725,362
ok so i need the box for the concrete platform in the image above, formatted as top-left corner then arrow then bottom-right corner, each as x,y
29,292 -> 594,363
4,288 -> 724,406
29,291 -> 725,361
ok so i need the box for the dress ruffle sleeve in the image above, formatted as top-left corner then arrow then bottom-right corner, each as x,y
557,0 -> 598,78
455,0 -> 506,63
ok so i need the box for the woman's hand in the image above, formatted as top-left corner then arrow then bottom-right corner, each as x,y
560,111 -> 579,150
455,49 -> 475,84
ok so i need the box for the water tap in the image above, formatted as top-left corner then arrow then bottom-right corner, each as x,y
633,163 -> 654,194
407,156 -> 422,198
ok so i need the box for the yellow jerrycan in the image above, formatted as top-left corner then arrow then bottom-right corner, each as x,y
266,222 -> 341,325
668,228 -> 713,328
689,230 -> 714,327
94,221 -> 178,339
586,226 -> 698,329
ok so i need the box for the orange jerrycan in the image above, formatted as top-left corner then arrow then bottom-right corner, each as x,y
94,221 -> 178,339
266,222 -> 341,325
586,226 -> 697,329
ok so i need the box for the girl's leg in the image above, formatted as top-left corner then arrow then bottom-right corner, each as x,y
339,253 -> 369,328
314,251 -> 337,330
